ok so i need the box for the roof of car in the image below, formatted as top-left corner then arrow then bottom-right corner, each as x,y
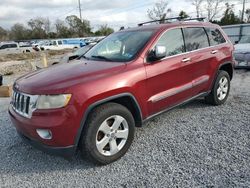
120,21 -> 217,32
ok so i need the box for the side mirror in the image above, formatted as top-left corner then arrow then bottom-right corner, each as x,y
235,41 -> 239,44
148,45 -> 167,62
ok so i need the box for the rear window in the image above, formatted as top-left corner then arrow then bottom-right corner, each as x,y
183,27 -> 209,52
205,28 -> 226,45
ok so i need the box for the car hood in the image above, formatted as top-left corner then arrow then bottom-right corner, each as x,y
234,43 -> 250,53
15,59 -> 126,94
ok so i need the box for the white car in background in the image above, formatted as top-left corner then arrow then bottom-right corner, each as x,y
234,35 -> 250,69
40,39 -> 85,51
0,42 -> 33,55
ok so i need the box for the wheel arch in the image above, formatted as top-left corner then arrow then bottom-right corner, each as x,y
74,93 -> 143,148
218,61 -> 234,80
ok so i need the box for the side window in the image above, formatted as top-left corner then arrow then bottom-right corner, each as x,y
53,41 -> 57,45
0,45 -> 8,49
58,41 -> 63,45
205,28 -> 226,45
156,28 -> 185,56
183,27 -> 209,52
9,44 -> 17,48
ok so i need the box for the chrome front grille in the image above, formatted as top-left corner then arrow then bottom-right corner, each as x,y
11,90 -> 37,118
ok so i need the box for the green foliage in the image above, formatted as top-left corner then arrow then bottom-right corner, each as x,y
179,11 -> 189,19
0,15 -> 112,40
0,26 -> 8,41
65,15 -> 91,37
9,23 -> 30,40
219,3 -> 241,25
95,25 -> 114,36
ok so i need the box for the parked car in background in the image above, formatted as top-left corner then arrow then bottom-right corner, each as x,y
9,21 -> 234,165
0,42 -> 33,55
82,37 -> 104,45
53,44 -> 95,65
234,35 -> 250,68
32,40 -> 51,51
41,39 -> 86,51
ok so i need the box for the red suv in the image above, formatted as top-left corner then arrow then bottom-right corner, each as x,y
9,21 -> 234,164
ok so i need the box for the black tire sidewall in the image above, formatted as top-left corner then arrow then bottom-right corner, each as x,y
81,103 -> 135,164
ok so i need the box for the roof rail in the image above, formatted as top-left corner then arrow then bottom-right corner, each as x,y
182,17 -> 206,22
138,17 -> 206,26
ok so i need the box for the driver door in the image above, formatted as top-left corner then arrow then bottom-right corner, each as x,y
145,28 -> 195,116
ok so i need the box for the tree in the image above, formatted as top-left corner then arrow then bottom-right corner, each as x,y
190,0 -> 204,17
220,3 -> 241,25
66,15 -> 91,37
205,0 -> 225,21
179,11 -> 189,19
55,19 -> 71,38
246,9 -> 250,23
9,24 -> 29,40
147,0 -> 172,23
95,24 -> 114,36
27,17 -> 47,39
44,18 -> 51,35
0,26 -> 8,41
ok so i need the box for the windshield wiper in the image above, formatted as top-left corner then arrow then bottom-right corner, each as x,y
81,55 -> 90,60
91,55 -> 113,62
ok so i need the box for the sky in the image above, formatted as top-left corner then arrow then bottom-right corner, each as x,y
0,0 -> 248,31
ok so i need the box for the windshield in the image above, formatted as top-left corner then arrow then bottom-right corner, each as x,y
84,30 -> 154,62
239,36 -> 250,44
74,45 -> 93,56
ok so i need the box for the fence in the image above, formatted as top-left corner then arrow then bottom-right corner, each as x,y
222,23 -> 250,44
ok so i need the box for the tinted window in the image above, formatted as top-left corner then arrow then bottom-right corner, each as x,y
183,27 -> 209,51
206,28 -> 226,45
156,29 -> 185,56
58,41 -> 63,45
9,44 -> 17,48
0,45 -> 8,49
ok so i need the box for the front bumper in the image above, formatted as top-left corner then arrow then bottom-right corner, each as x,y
18,131 -> 76,158
9,104 -> 81,157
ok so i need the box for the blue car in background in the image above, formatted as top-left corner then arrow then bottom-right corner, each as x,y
63,39 -> 86,48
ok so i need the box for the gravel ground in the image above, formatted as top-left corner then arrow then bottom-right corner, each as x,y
0,70 -> 249,187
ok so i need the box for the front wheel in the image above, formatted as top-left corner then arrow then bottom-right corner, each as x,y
205,70 -> 231,105
79,103 -> 135,165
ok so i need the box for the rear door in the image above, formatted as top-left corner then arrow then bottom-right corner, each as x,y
182,27 -> 215,95
145,28 -> 195,116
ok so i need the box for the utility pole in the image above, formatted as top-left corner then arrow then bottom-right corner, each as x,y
78,0 -> 82,21
241,0 -> 246,23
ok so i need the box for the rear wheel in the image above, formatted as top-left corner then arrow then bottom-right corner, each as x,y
79,103 -> 135,165
205,70 -> 230,105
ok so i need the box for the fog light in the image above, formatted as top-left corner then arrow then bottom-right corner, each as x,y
36,129 -> 52,140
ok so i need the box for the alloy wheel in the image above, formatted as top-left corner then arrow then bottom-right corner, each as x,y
96,115 -> 129,156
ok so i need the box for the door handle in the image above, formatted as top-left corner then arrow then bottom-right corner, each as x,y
182,57 -> 191,63
211,50 -> 218,54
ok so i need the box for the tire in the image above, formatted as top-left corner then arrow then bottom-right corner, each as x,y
205,70 -> 231,105
79,102 -> 135,165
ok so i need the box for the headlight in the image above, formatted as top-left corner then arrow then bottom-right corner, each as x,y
36,94 -> 72,109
